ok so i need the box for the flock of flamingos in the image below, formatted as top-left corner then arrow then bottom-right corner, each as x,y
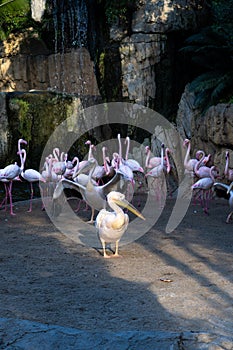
0,135 -> 233,226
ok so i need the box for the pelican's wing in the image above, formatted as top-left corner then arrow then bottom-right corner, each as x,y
53,179 -> 86,200
95,209 -> 108,229
100,172 -> 123,196
213,182 -> 230,200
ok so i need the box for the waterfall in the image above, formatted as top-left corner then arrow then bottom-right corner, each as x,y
50,0 -> 89,92
52,0 -> 88,51
31,0 -> 46,22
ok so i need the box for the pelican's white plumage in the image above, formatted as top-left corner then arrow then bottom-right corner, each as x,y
96,191 -> 145,258
213,182 -> 233,223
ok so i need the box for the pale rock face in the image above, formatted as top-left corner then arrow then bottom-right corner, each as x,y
132,0 -> 206,33
0,38 -> 100,96
176,85 -> 233,174
120,33 -> 165,106
176,84 -> 199,140
110,0 -> 207,107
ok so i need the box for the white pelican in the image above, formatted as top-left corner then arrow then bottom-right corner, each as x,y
213,182 -> 233,223
96,191 -> 145,258
53,158 -> 125,223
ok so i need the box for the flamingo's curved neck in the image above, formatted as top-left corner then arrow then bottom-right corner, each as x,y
210,166 -> 216,181
53,148 -> 60,161
102,147 -> 109,173
160,145 -> 164,167
60,152 -> 65,162
17,148 -> 26,171
18,139 -> 27,154
125,137 -> 130,160
118,134 -> 122,161
165,148 -> 171,173
194,151 -> 205,172
145,147 -> 151,168
225,152 -> 229,176
86,141 -> 94,160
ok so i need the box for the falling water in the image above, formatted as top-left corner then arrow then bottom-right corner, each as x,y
51,0 -> 88,92
31,0 -> 46,22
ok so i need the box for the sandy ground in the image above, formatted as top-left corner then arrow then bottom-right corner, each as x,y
0,190 -> 233,338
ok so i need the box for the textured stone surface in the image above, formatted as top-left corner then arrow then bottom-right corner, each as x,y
132,0 -> 207,33
0,318 -> 233,350
176,84 -> 198,140
120,33 -> 165,105
176,84 -> 233,172
110,0 -> 208,106
0,31 -> 100,96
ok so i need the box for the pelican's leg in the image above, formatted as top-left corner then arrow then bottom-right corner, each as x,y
87,207 -> 95,224
100,238 -> 109,258
113,240 -> 122,258
226,211 -> 233,223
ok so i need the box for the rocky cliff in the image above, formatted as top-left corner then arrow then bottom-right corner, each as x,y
0,0 -> 232,174
177,84 -> 233,173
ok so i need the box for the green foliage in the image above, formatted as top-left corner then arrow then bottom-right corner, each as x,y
0,0 -> 31,40
180,0 -> 233,110
11,98 -> 32,142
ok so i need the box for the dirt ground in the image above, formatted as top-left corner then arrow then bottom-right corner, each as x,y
0,191 -> 233,338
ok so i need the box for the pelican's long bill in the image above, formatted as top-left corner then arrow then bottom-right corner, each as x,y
227,182 -> 233,194
114,198 -> 145,220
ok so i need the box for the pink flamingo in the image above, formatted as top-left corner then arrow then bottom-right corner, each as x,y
52,148 -> 66,178
0,159 -> 23,215
117,134 -> 134,182
145,145 -> 166,170
40,156 -> 59,210
164,147 -> 173,197
145,144 -> 167,203
194,152 -> 219,179
74,140 -> 94,175
225,151 -> 233,182
183,139 -> 199,177
117,134 -> 135,202
18,149 -> 46,212
192,166 -> 217,214
0,138 -> 27,214
63,156 -> 79,180
124,136 -> 144,173
90,145 -> 107,184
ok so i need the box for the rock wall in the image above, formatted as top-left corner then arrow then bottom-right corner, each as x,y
110,0 -> 208,107
177,84 -> 233,174
0,31 -> 100,96
192,104 -> 233,172
0,1 -> 208,107
120,33 -> 164,106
